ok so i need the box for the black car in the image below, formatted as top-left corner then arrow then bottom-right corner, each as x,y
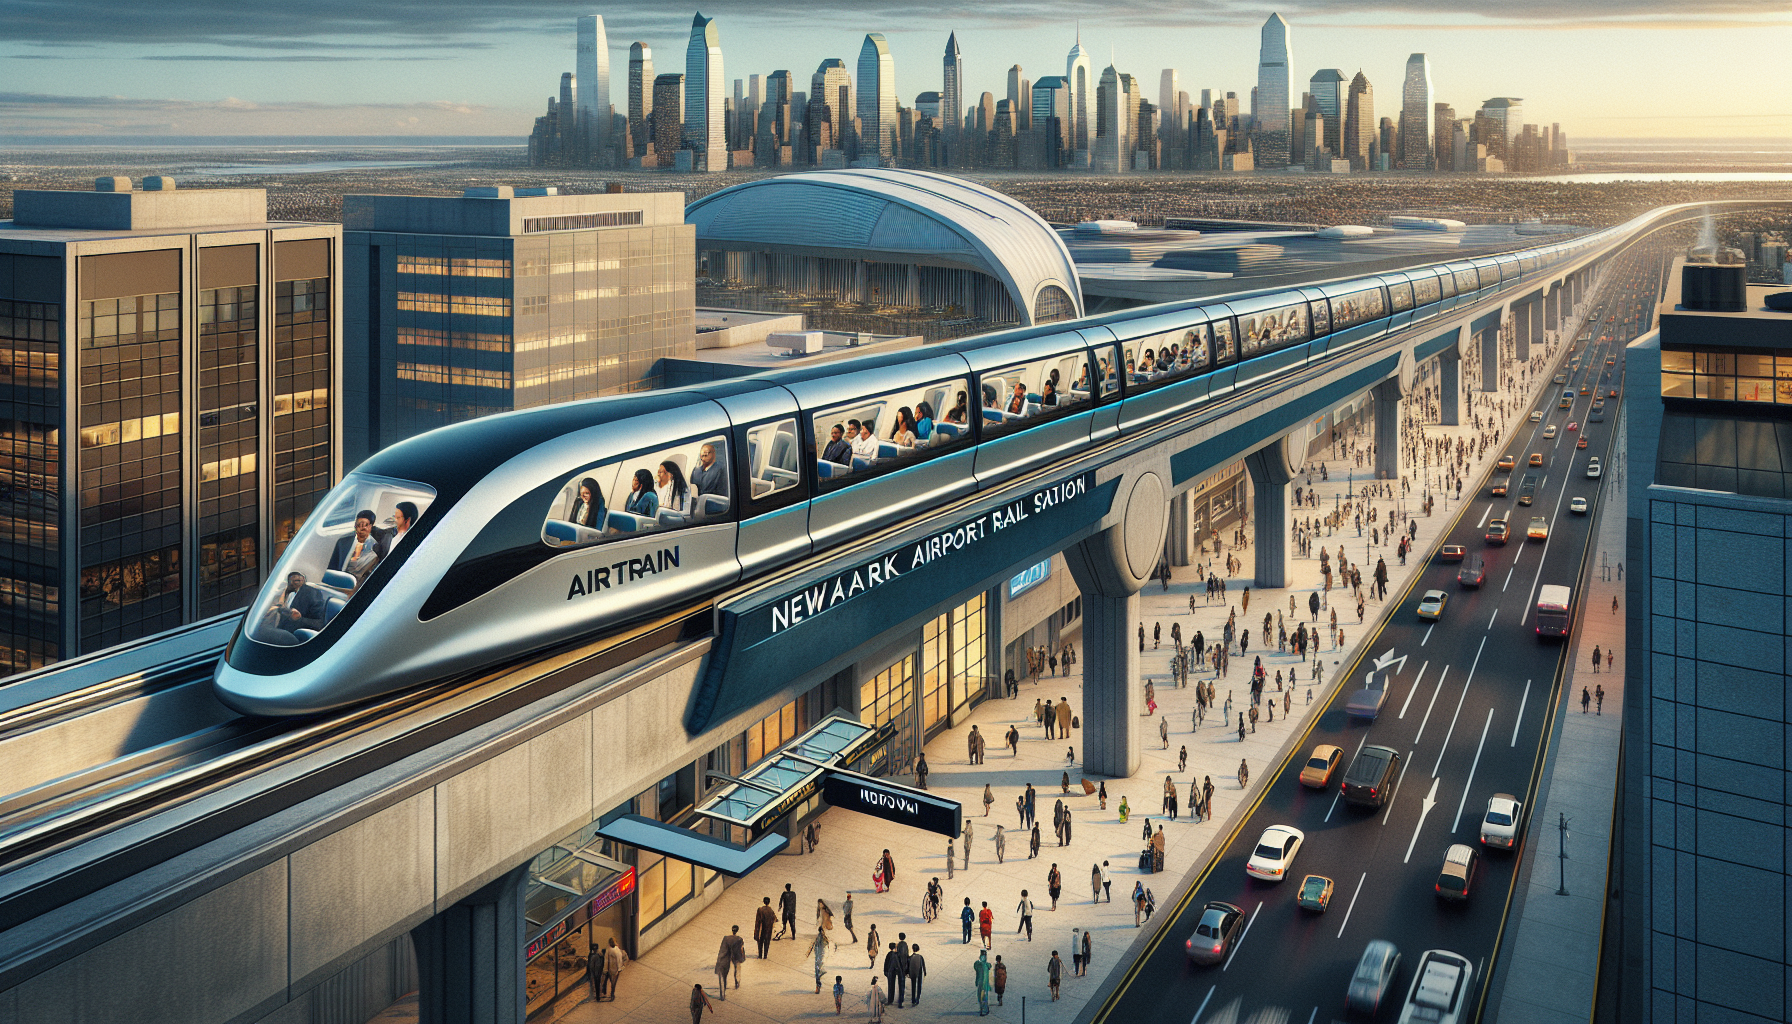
1457,555 -> 1486,588
1342,745 -> 1401,807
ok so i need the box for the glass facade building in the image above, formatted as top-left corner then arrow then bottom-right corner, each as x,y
341,188 -> 695,467
0,184 -> 339,675
856,34 -> 897,166
1255,13 -> 1292,168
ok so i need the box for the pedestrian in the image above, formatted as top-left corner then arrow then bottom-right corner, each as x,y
960,897 -> 975,943
915,753 -> 928,790
907,944 -> 926,1005
817,898 -> 837,949
834,975 -> 845,1015
974,950 -> 994,1016
754,897 -> 776,957
1179,744 -> 1188,773
1030,821 -> 1041,858
1082,928 -> 1092,976
779,883 -> 798,940
716,925 -> 745,999
811,928 -> 828,993
866,923 -> 881,969
1047,950 -> 1063,1001
892,936 -> 910,1007
1239,758 -> 1250,788
690,983 -> 715,1024
1098,780 -> 1108,811
1044,698 -> 1056,739
1100,860 -> 1113,902
865,977 -> 885,1023
1595,683 -> 1605,714
1015,794 -> 1026,828
968,724 -> 984,764
585,937 -> 604,1003
962,818 -> 974,865
946,839 -> 955,880
1025,784 -> 1037,829
994,821 -> 1007,865
1063,808 -> 1073,846
881,848 -> 896,887
602,937 -> 626,1002
842,892 -> 856,942
1607,649 -> 1615,672
1048,863 -> 1062,909
1612,594 -> 1619,615
1160,715 -> 1169,749
1592,644 -> 1602,673
1118,794 -> 1130,823
1016,890 -> 1035,940
1581,687 -> 1590,713
1057,697 -> 1073,737
1133,881 -> 1147,926
978,901 -> 994,948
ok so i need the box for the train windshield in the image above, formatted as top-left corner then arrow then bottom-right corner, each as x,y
246,474 -> 437,646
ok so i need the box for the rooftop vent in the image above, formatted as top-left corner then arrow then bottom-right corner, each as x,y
141,175 -> 177,191
462,186 -> 515,199
1681,262 -> 1746,313
513,186 -> 559,197
94,176 -> 133,192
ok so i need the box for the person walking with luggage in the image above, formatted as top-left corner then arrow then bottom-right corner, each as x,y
689,983 -> 715,1024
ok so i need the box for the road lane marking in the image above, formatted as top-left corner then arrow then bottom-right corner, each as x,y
1477,506 -> 1490,529
1189,985 -> 1215,1024
1432,637 -> 1487,777
1306,1008 -> 1317,1024
1487,608 -> 1498,630
1422,624 -> 1434,646
1503,566 -> 1516,592
1398,662 -> 1429,718
1336,872 -> 1369,938
1325,787 -> 1343,822
1383,753 -> 1413,825
1404,776 -> 1441,863
1511,544 -> 1524,567
1452,708 -> 1496,832
1222,902 -> 1263,971
1511,680 -> 1531,746
1413,666 -> 1450,744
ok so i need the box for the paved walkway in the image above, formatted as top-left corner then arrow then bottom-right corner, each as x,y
1489,404 -> 1628,1024
544,305 -> 1595,1024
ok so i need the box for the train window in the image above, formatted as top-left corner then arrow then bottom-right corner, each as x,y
1211,318 -> 1236,363
1093,344 -> 1122,398
744,419 -> 802,504
982,351 -> 1090,437
1118,324 -> 1209,390
541,434 -> 732,550
247,473 -> 437,646
1309,299 -> 1331,336
1387,281 -> 1414,313
1329,285 -> 1386,330
1454,267 -> 1480,294
1412,275 -> 1441,306
1237,302 -> 1309,356
812,375 -> 972,488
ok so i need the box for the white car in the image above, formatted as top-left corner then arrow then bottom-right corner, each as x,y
1586,457 -> 1602,479
1397,950 -> 1474,1024
1543,424 -> 1558,439
1245,825 -> 1305,881
1570,496 -> 1589,515
1481,793 -> 1523,849
1529,410 -> 1543,422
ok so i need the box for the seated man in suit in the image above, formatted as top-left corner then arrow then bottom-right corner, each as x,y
328,509 -> 382,586
258,571 -> 329,644
821,424 -> 853,467
689,442 -> 729,509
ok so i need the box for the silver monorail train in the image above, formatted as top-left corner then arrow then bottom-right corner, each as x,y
213,232 -> 1615,716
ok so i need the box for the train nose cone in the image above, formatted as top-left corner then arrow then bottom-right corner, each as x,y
212,660 -> 337,717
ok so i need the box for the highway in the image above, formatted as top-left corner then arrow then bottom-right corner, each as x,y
1095,245 -> 1666,1024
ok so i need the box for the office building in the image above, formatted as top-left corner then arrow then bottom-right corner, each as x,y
684,11 -> 725,171
1309,69 -> 1345,158
1160,69 -> 1180,139
1094,65 -> 1131,174
628,43 -> 654,158
1066,30 -> 1093,161
942,33 -> 963,167
857,33 -> 897,166
1031,75 -> 1069,165
653,74 -> 685,167
0,180 -> 339,672
1345,70 -> 1374,170
1400,53 -> 1432,169
1255,13 -> 1292,167
1620,255 -> 1792,1024
1478,97 -> 1524,158
808,59 -> 852,164
1433,102 -> 1456,171
341,188 -> 694,466
1008,65 -> 1031,132
577,15 -> 611,161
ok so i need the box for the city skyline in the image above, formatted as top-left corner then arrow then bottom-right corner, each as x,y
3,3 -> 1791,139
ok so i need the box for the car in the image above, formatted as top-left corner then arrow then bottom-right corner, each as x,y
1485,518 -> 1510,545
1587,458 -> 1602,478
1496,455 -> 1516,472
1609,388 -> 1619,398
1342,745 -> 1401,807
1437,544 -> 1465,562
1490,477 -> 1508,497
1581,384 -> 1591,395
1416,590 -> 1448,619
1245,825 -> 1304,880
1457,555 -> 1487,588
1542,424 -> 1557,440
1347,940 -> 1403,1016
1528,516 -> 1549,541
1567,421 -> 1578,431
1345,673 -> 1390,719
1396,950 -> 1474,1024
1529,453 -> 1544,467
1529,410 -> 1543,422
1606,357 -> 1616,365
1570,496 -> 1589,514
1184,901 -> 1245,964
1436,844 -> 1478,901
1553,373 -> 1567,384
1481,793 -> 1524,849
1297,874 -> 1335,912
1300,744 -> 1343,788
1577,437 -> 1589,449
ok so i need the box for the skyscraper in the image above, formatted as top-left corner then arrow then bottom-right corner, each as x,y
1479,97 -> 1524,155
684,11 -> 724,170
942,33 -> 963,167
810,58 -> 852,162
1433,102 -> 1456,171
1255,13 -> 1292,168
1309,69 -> 1345,157
559,71 -> 577,138
1345,70 -> 1374,169
1066,30 -> 1093,161
1160,69 -> 1180,137
1094,64 -> 1131,173
576,15 -> 610,159
1400,53 -> 1432,170
628,43 -> 653,158
857,33 -> 896,165
1031,75 -> 1068,164
654,73 -> 685,166
1007,65 -> 1030,132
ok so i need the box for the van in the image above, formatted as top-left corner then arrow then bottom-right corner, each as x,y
1341,745 -> 1401,807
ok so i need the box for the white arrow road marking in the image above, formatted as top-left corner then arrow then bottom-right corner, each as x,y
1372,648 -> 1408,674
1405,776 -> 1442,863
1452,708 -> 1496,833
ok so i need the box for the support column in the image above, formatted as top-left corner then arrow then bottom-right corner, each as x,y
1243,438 -> 1294,588
1514,301 -> 1531,361
1545,287 -> 1559,331
1530,300 -> 1545,354
1373,378 -> 1401,480
1062,472 -> 1168,780
413,863 -> 529,1024
1166,491 -> 1191,567
1438,347 -> 1461,426
1480,326 -> 1500,393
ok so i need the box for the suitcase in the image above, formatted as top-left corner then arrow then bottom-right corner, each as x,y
1072,715 -> 1080,729
1138,848 -> 1152,872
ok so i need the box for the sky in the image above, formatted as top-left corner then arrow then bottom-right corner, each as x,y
3,0 -> 1791,139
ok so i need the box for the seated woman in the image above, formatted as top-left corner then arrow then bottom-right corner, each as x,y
1076,363 -> 1091,390
656,460 -> 690,517
1040,381 -> 1060,407
1139,349 -> 1157,374
914,401 -> 936,442
566,477 -> 603,528
621,468 -> 658,521
944,391 -> 969,425
1006,381 -> 1028,415
890,406 -> 918,448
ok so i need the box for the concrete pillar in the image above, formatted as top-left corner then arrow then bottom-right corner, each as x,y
412,863 -> 529,1024
1530,301 -> 1544,353
1062,471 -> 1168,780
1373,378 -> 1401,480
1438,347 -> 1461,426
1243,438 -> 1294,588
1514,301 -> 1531,361
1480,327 -> 1500,393
1166,492 -> 1191,567
1545,287 -> 1559,331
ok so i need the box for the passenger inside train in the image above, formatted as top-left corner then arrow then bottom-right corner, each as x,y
541,435 -> 732,549
248,475 -> 437,645
812,374 -> 972,482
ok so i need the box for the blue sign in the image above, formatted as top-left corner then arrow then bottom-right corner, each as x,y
1008,559 -> 1052,598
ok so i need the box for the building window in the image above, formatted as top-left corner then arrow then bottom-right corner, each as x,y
397,256 -> 512,278
274,278 -> 332,559
859,655 -> 916,777
522,212 -> 643,233
395,362 -> 514,389
745,696 -> 803,766
1034,284 -> 1077,324
79,293 -> 180,348
1660,347 -> 1792,405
